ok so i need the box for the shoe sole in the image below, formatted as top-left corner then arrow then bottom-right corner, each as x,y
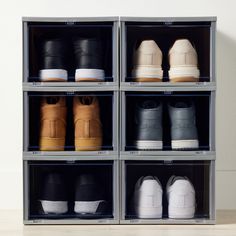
75,138 -> 102,151
75,69 -> 105,82
170,76 -> 199,82
40,200 -> 68,214
134,77 -> 162,82
39,69 -> 68,82
135,140 -> 163,150
132,67 -> 163,81
39,137 -> 65,151
74,200 -> 105,214
135,206 -> 163,219
168,206 -> 195,219
169,66 -> 200,82
171,140 -> 199,150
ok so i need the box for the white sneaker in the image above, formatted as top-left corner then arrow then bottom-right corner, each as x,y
132,40 -> 163,82
133,176 -> 163,218
166,176 -> 196,219
168,39 -> 200,82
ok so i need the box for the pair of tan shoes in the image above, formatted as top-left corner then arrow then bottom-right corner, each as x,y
39,96 -> 102,151
132,39 -> 200,82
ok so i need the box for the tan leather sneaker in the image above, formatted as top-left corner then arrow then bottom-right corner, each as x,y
39,96 -> 67,151
132,40 -> 163,82
73,96 -> 102,151
168,39 -> 200,82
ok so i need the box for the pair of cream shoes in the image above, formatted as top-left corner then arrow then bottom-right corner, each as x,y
132,39 -> 200,82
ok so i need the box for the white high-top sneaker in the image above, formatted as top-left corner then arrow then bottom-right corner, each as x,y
133,176 -> 163,218
132,40 -> 163,82
168,39 -> 200,82
167,176 -> 196,219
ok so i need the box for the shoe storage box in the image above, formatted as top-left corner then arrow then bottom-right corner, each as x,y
23,17 -> 216,225
23,91 -> 119,158
23,17 -> 119,87
120,160 -> 215,224
121,90 -> 215,156
120,17 -> 216,87
23,160 -> 119,224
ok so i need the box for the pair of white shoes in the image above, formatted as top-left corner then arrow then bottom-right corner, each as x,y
132,39 -> 200,82
133,175 -> 196,219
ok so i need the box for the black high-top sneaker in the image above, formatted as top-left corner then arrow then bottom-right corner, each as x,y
39,39 -> 68,82
39,173 -> 68,215
74,174 -> 109,218
73,38 -> 105,82
168,101 -> 199,150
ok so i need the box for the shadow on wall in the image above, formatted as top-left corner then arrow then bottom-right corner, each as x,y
215,31 -> 236,168
216,31 -> 236,212
216,31 -> 236,85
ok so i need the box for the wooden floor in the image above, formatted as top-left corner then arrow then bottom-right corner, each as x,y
1,210 -> 236,236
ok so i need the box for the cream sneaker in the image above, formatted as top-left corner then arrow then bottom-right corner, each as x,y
132,40 -> 163,82
168,39 -> 200,82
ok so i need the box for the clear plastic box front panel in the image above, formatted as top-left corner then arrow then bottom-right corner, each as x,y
25,91 -> 114,152
27,161 -> 114,220
26,21 -> 114,82
124,91 -> 210,151
124,160 -> 210,220
124,21 -> 211,82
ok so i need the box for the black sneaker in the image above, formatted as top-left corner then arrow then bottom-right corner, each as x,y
39,173 -> 68,214
134,100 -> 163,150
74,174 -> 108,218
73,38 -> 105,82
168,101 -> 199,150
39,39 -> 68,82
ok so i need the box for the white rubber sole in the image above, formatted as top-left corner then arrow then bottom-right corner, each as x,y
135,206 -> 163,219
39,69 -> 68,82
74,200 -> 105,214
168,66 -> 200,79
40,200 -> 68,214
135,140 -> 163,150
168,206 -> 195,219
172,140 -> 199,149
132,66 -> 163,79
75,69 -> 105,81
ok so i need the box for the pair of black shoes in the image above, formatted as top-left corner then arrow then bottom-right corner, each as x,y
39,38 -> 104,82
39,173 -> 109,218
134,100 -> 199,150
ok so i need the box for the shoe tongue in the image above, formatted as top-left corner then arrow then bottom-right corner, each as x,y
143,176 -> 161,185
46,97 -> 59,104
143,176 -> 155,181
47,173 -> 63,184
81,96 -> 93,105
171,176 -> 188,184
76,174 -> 96,185
44,39 -> 67,56
173,39 -> 193,49
174,102 -> 189,108
74,38 -> 101,53
141,100 -> 159,109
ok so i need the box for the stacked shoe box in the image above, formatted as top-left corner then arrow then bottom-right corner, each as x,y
23,16 -> 216,225
23,17 -> 120,224
120,17 -> 216,224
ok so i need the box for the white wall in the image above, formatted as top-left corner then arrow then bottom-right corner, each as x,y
0,0 -> 235,210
